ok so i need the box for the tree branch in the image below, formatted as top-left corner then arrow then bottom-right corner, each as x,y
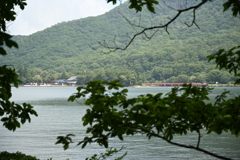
184,8 -> 200,29
161,135 -> 233,160
131,126 -> 234,160
196,130 -> 201,148
99,0 -> 208,54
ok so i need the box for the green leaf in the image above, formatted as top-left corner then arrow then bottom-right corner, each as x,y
223,2 -> 231,12
0,47 -> 7,55
118,134 -> 123,141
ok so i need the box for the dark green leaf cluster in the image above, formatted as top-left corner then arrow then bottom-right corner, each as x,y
0,0 -> 26,55
0,0 -> 27,32
85,146 -> 127,160
0,65 -> 38,131
128,0 -> 159,13
107,0 -> 240,16
0,151 -> 40,160
0,1 -> 38,132
0,32 -> 18,55
223,0 -> 240,17
107,0 -> 159,13
207,46 -> 240,84
55,134 -> 75,150
66,80 -> 239,159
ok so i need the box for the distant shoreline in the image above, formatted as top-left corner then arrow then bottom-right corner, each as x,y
208,84 -> 240,87
139,84 -> 240,87
16,84 -> 240,87
18,85 -> 79,87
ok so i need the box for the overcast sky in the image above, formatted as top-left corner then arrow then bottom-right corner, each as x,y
8,0 -> 127,36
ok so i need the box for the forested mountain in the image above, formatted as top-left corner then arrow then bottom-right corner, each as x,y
1,0 -> 240,85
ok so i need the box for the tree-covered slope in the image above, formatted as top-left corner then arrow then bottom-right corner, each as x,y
1,0 -> 239,85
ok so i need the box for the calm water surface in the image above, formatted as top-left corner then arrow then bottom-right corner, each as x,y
0,86 -> 240,160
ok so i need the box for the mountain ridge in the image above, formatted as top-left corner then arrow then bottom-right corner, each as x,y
1,0 -> 240,85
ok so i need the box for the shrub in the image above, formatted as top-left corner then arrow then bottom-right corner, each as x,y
0,151 -> 40,160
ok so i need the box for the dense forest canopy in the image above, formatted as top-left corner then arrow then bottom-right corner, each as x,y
1,0 -> 240,85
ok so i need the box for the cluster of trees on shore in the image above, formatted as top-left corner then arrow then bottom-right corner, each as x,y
15,65 -> 235,86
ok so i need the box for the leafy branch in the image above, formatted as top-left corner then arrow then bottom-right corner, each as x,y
0,0 -> 38,132
0,0 -> 27,55
207,45 -> 240,84
59,80 -> 239,159
85,146 -> 127,160
0,65 -> 38,131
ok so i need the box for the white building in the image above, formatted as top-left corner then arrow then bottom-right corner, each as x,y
67,76 -> 77,86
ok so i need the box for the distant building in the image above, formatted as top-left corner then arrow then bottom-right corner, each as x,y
67,76 -> 77,86
55,76 -> 77,86
56,79 -> 68,86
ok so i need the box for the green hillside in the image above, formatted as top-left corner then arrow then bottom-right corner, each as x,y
1,0 -> 240,85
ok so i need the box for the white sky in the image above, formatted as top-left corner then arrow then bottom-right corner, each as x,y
8,0 -> 127,36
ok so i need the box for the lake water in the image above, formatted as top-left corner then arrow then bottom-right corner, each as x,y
1,86 -> 240,160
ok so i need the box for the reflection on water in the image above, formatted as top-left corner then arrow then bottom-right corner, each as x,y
0,87 -> 239,160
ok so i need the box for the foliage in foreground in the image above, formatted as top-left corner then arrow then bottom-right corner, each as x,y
109,0 -> 240,16
56,79 -> 239,160
85,146 -> 127,160
55,0 -> 240,160
0,0 -> 38,132
0,66 -> 38,131
0,151 -> 40,160
207,45 -> 240,84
